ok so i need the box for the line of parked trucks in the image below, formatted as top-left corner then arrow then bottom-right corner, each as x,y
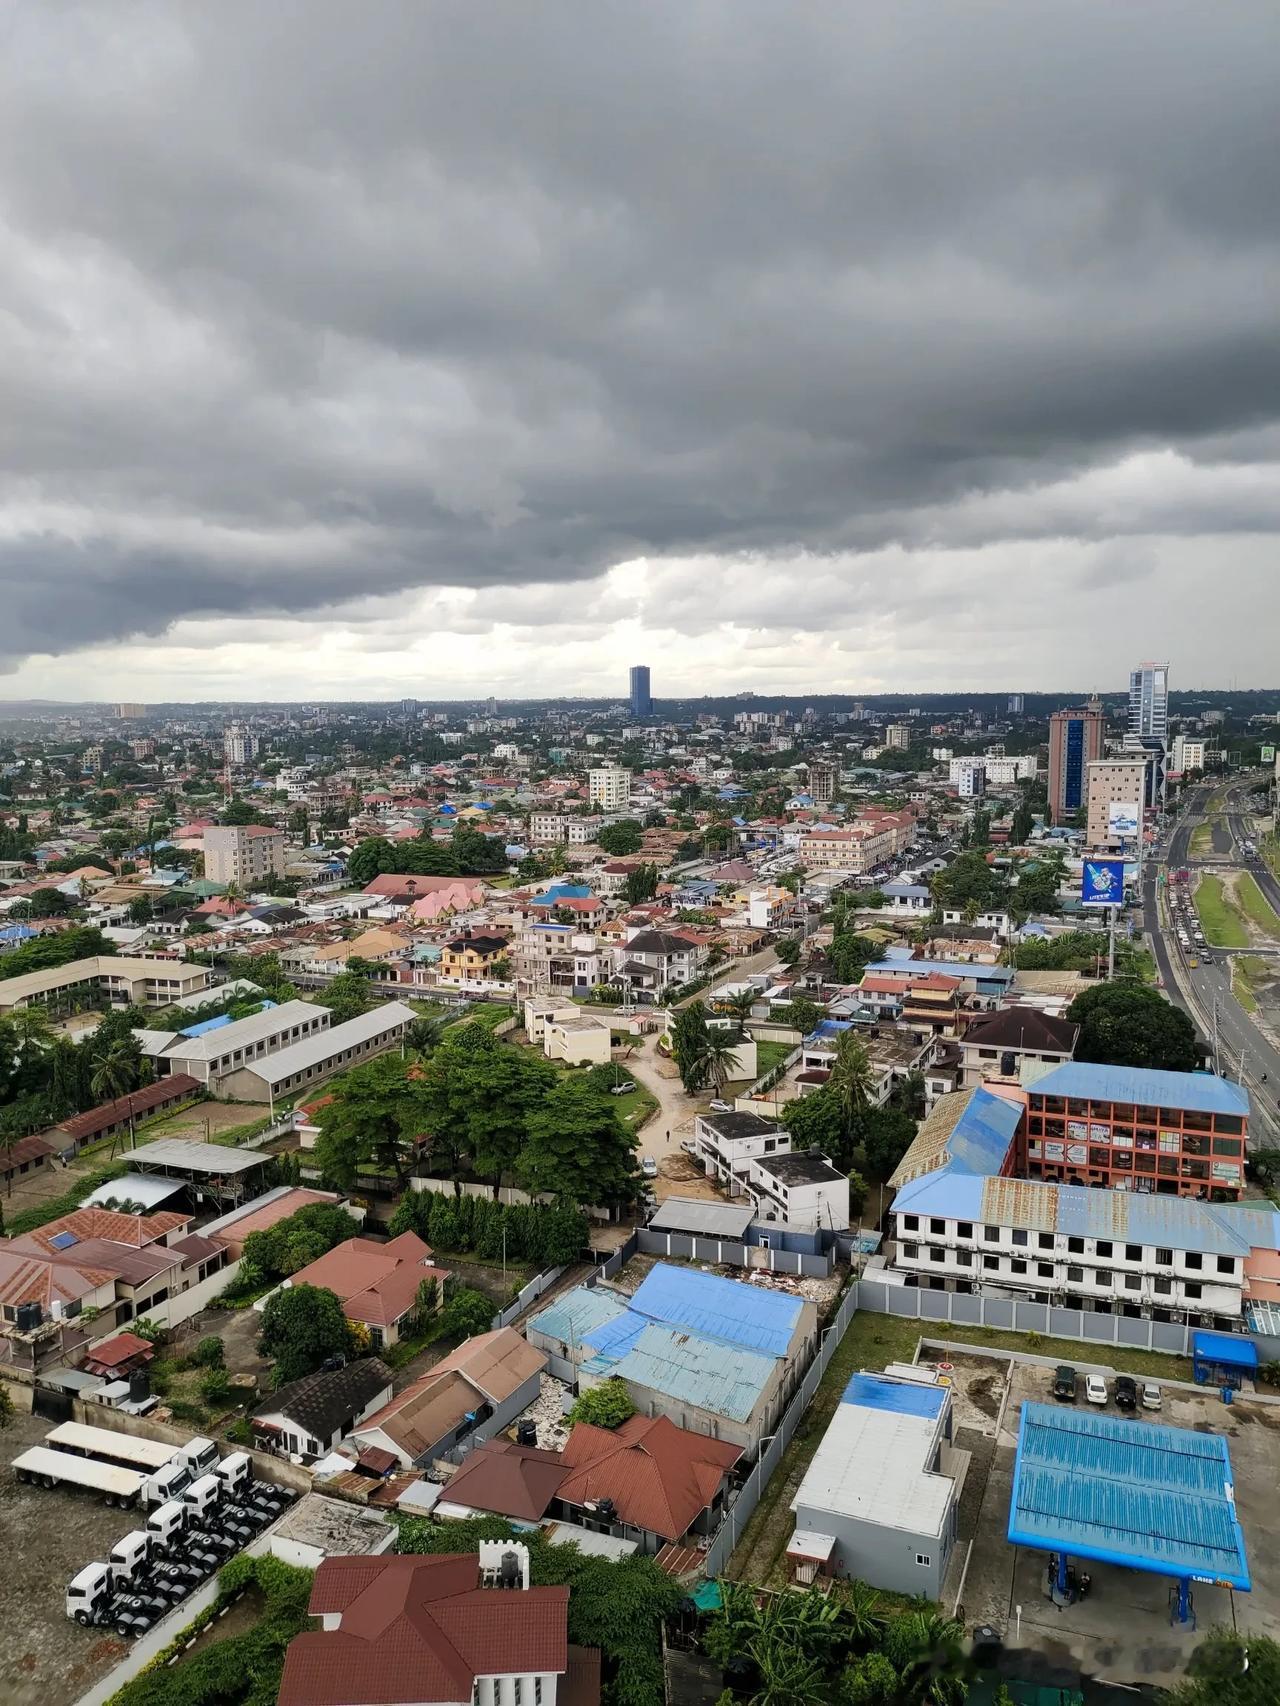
8,1418 -> 297,1640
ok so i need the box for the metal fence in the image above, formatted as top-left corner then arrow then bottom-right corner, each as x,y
854,1277 -> 1199,1357
595,1230 -> 640,1283
636,1227 -> 832,1277
701,1283 -> 859,1579
490,1265 -> 568,1330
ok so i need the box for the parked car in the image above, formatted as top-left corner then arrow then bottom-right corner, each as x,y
1085,1374 -> 1107,1406
609,1080 -> 636,1096
1141,1381 -> 1162,1411
1114,1375 -> 1138,1412
1052,1365 -> 1078,1403
708,1099 -> 733,1113
640,1156 -> 658,1178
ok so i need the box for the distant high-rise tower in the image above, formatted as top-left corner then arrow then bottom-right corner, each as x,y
629,664 -> 652,718
1047,699 -> 1105,824
1128,662 -> 1169,744
1007,693 -> 1024,714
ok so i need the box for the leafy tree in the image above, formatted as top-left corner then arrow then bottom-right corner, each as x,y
193,1336 -> 225,1369
828,929 -> 884,984
1009,799 -> 1035,845
239,1202 -> 358,1284
774,994 -> 823,1036
774,937 -> 802,966
90,1041 -> 140,1108
312,1054 -> 427,1189
713,987 -> 757,1029
0,1382 -> 13,1430
221,797 -> 271,825
1011,861 -> 1063,918
840,1652 -> 899,1705
521,1076 -> 641,1207
29,887 -> 73,917
1169,1630 -> 1280,1705
312,967 -> 373,1024
452,823 -> 508,874
411,1275 -> 440,1332
441,1286 -> 495,1341
569,1377 -> 636,1429
126,895 -> 154,925
781,1088 -> 845,1155
860,1104 -> 918,1181
1067,983 -> 1199,1071
930,850 -> 1006,914
701,1024 -> 742,1092
346,835 -> 399,885
623,862 -> 661,905
598,819 -> 644,856
258,1283 -> 354,1384
419,1023 -> 556,1180
827,1033 -> 874,1133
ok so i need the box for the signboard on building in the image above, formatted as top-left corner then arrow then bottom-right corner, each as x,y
1081,857 -> 1126,907
1262,744 -> 1276,763
1107,801 -> 1141,837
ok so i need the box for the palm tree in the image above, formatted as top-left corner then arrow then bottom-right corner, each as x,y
828,1032 -> 874,1135
701,1026 -> 741,1094
90,1043 -> 138,1154
407,1014 -> 447,1057
716,988 -> 756,1032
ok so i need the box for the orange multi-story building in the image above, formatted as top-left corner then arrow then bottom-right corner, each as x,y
1023,1063 -> 1248,1200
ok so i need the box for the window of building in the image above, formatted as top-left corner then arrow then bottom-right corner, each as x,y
1095,1240 -> 1113,1258
903,1243 -> 919,1260
1217,1256 -> 1236,1275
1067,1266 -> 1083,1283
902,1215 -> 919,1232
1094,1270 -> 1110,1287
956,1222 -> 973,1239
1185,1252 -> 1203,1270
1153,1276 -> 1172,1295
1124,1275 -> 1141,1291
1037,1262 -> 1054,1279
1212,1137 -> 1242,1156
1067,1236 -> 1084,1254
916,1554 -> 931,1568
1011,1259 -> 1027,1275
955,1250 -> 971,1266
1038,1233 -> 1055,1250
1156,1248 -> 1173,1266
983,1254 -> 999,1271
983,1225 -> 1000,1243
930,1218 -> 945,1234
1012,1229 -> 1028,1247
1124,1244 -> 1142,1262
1185,1282 -> 1203,1300
930,1248 -> 945,1263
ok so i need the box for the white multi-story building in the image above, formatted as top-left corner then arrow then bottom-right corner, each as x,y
588,766 -> 630,811
982,756 -> 1038,786
1129,661 -> 1170,744
948,758 -> 987,797
529,812 -> 602,845
885,723 -> 912,750
223,724 -> 259,767
203,824 -> 287,887
690,1113 -> 849,1233
1172,736 -> 1206,774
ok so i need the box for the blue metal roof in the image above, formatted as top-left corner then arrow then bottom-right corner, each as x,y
1032,1062 -> 1249,1117
947,1087 -> 1022,1175
893,1170 -> 988,1219
528,884 -> 593,907
843,1373 -> 946,1419
1192,1331 -> 1258,1371
528,1286 -> 627,1345
879,950 -> 1014,984
583,1322 -> 775,1423
628,1262 -> 803,1358
1008,1402 -> 1250,1589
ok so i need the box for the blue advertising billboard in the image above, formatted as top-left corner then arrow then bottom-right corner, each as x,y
1081,857 -> 1127,907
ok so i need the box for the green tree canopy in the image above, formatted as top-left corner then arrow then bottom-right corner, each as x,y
313,1054 -> 430,1191
312,967 -> 373,1025
418,1023 -> 556,1180
520,1075 -> 641,1207
441,1285 -> 496,1341
598,819 -> 644,856
1067,982 -> 1200,1071
569,1377 -> 636,1429
1170,1629 -> 1280,1706
258,1283 -> 354,1384
930,850 -> 1007,914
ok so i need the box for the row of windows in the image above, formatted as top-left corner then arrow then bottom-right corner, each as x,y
1028,1120 -> 1243,1156
898,1216 -> 1236,1273
1031,1097 -> 1244,1135
899,1246 -> 1214,1298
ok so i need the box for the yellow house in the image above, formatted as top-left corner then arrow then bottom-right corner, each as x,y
439,931 -> 510,981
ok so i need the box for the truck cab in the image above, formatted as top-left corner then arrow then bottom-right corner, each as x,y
182,1472 -> 223,1523
108,1530 -> 154,1585
146,1499 -> 188,1554
143,1459 -> 190,1509
66,1562 -> 114,1626
182,1436 -> 219,1476
213,1450 -> 251,1497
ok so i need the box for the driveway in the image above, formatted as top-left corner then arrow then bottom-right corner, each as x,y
627,1031 -> 698,1169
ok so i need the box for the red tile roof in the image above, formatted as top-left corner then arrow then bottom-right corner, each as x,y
84,1331 -> 154,1371
437,1438 -> 568,1521
558,1414 -> 741,1541
57,1076 -> 203,1141
14,1206 -> 190,1253
290,1232 -> 449,1328
0,1132 -> 56,1173
279,1554 -> 572,1706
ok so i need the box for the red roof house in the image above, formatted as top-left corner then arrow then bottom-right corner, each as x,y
289,1231 -> 449,1347
557,1414 -> 742,1543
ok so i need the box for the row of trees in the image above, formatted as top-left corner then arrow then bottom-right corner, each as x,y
346,824 -> 508,885
0,1005 -> 152,1166
387,1186 -> 588,1268
313,1024 -> 642,1208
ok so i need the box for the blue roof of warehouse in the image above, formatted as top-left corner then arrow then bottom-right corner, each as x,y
945,1087 -> 1022,1175
1009,1402 -> 1250,1588
893,1172 -> 1257,1256
879,950 -> 1013,983
1031,1061 -> 1250,1116
843,1372 -> 946,1419
610,1263 -> 803,1359
528,1286 -> 627,1345
583,1323 -> 776,1423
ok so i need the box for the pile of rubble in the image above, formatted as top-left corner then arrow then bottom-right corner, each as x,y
519,1374 -> 573,1451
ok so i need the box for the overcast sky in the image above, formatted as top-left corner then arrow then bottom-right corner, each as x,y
2,2 -> 1278,701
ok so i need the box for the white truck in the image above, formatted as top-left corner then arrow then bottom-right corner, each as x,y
212,1450 -> 251,1498
146,1498 -> 189,1554
182,1471 -> 224,1524
106,1529 -> 154,1585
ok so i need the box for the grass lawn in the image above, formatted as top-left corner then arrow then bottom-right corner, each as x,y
1194,873 -> 1249,948
612,1081 -> 660,1131
726,1297 -> 1192,1588
1236,872 -> 1280,938
752,1039 -> 793,1079
1189,823 -> 1214,859
1232,958 -> 1261,1013
447,1002 -> 514,1032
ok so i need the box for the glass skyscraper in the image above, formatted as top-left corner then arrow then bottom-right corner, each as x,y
629,664 -> 652,718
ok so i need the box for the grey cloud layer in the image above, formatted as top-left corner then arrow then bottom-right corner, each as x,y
1,0 -> 1278,668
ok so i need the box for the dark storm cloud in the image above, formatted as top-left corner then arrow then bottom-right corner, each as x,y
0,0 -> 1277,667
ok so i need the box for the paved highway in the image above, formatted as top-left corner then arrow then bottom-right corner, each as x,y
1145,781 -> 1280,1144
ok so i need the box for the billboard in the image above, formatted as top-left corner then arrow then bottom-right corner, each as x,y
1262,744 -> 1276,763
1081,857 -> 1126,907
1107,800 -> 1140,837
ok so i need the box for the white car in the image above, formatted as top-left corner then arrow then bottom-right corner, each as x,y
640,1156 -> 658,1178
1141,1382 -> 1162,1411
1085,1375 -> 1107,1406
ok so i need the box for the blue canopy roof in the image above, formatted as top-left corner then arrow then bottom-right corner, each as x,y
1192,1331 -> 1258,1372
843,1372 -> 946,1419
1032,1061 -> 1249,1117
1009,1402 -> 1250,1589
